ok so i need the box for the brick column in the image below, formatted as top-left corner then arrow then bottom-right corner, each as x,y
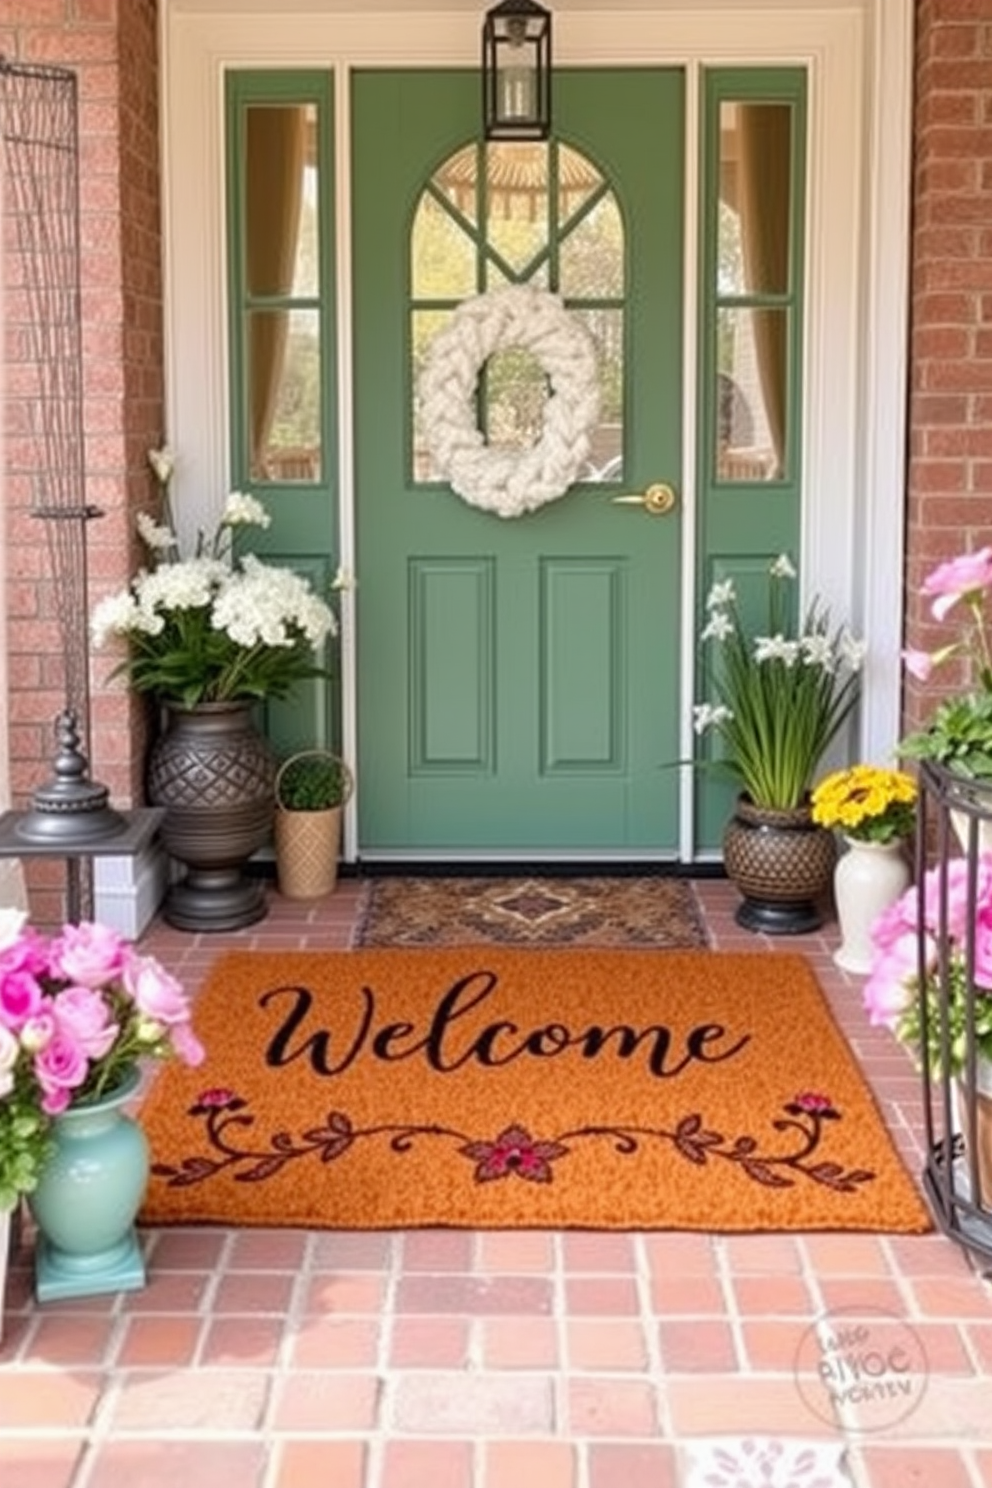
904,0 -> 992,736
0,0 -> 162,925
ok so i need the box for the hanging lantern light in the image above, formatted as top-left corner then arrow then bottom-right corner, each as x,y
482,0 -> 552,142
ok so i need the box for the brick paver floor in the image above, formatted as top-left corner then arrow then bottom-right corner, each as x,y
2,875 -> 991,1488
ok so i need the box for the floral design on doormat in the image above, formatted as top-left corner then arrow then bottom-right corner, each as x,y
150,1088 -> 877,1195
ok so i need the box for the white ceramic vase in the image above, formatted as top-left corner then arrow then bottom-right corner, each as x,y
832,836 -> 911,975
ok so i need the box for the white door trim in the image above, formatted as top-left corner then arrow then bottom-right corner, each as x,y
160,0 -> 913,863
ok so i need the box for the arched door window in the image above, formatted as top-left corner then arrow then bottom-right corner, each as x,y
410,139 -> 625,484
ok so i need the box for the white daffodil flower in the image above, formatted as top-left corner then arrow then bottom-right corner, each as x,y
769,553 -> 797,579
147,446 -> 175,485
754,635 -> 799,666
800,633 -> 836,670
706,579 -> 735,610
701,610 -> 734,643
839,630 -> 868,672
692,702 -> 733,735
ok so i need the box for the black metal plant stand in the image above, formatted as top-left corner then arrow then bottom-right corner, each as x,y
917,760 -> 992,1265
0,60 -> 156,920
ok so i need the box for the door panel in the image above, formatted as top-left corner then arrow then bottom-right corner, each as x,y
352,68 -> 684,854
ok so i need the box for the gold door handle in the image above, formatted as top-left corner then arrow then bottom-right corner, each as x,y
610,481 -> 678,515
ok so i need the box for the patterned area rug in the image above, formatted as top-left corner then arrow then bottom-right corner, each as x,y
139,949 -> 931,1233
355,875 -> 708,948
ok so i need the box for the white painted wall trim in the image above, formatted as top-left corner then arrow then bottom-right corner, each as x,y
160,0 -> 914,865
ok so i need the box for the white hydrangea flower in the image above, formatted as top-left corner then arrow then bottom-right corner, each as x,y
221,491 -> 272,529
693,702 -> 734,734
701,610 -> 734,643
332,565 -> 356,592
91,590 -> 146,646
134,558 -> 225,621
754,635 -> 799,666
147,446 -> 175,485
706,579 -> 735,610
211,557 -> 337,651
136,510 -> 176,552
769,553 -> 797,579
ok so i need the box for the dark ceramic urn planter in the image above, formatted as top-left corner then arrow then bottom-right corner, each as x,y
722,794 -> 837,935
146,700 -> 276,932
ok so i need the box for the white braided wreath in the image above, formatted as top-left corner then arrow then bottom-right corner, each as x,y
417,285 -> 601,519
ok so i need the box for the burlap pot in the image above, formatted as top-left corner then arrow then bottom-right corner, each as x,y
274,752 -> 353,900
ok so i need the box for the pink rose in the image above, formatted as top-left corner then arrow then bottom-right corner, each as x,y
51,986 -> 119,1060
863,958 -> 917,1029
922,547 -> 992,622
34,1029 -> 89,1111
124,955 -> 192,1026
170,1020 -> 206,1067
972,906 -> 992,989
871,891 -> 919,952
49,921 -> 128,988
921,854 -> 992,943
39,1085 -> 72,1116
0,924 -> 49,979
0,968 -> 43,1031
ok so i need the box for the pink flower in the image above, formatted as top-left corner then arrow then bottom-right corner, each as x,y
51,986 -> 119,1061
972,906 -> 992,989
197,1087 -> 235,1108
871,891 -> 919,951
921,547 -> 992,622
49,920 -> 127,989
0,924 -> 48,979
792,1091 -> 833,1113
863,961 -> 917,1029
34,1029 -> 89,1112
902,647 -> 936,682
123,955 -> 192,1026
920,854 -> 992,942
169,1021 -> 205,1066
0,968 -> 43,1031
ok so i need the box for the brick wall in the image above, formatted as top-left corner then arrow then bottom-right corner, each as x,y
0,0 -> 162,924
904,0 -> 992,734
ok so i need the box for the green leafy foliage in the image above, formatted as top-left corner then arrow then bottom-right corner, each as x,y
694,560 -> 865,810
901,692 -> 992,781
277,753 -> 350,811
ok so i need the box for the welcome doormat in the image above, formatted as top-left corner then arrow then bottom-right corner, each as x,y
355,875 -> 708,948
139,950 -> 931,1233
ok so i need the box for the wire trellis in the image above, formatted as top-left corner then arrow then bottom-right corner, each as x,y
0,56 -> 97,754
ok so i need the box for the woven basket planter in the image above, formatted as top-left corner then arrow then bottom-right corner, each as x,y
273,752 -> 353,900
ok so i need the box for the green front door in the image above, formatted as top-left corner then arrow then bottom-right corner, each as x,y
353,69 -> 684,855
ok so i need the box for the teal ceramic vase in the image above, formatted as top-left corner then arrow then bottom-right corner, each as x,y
28,1068 -> 149,1302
